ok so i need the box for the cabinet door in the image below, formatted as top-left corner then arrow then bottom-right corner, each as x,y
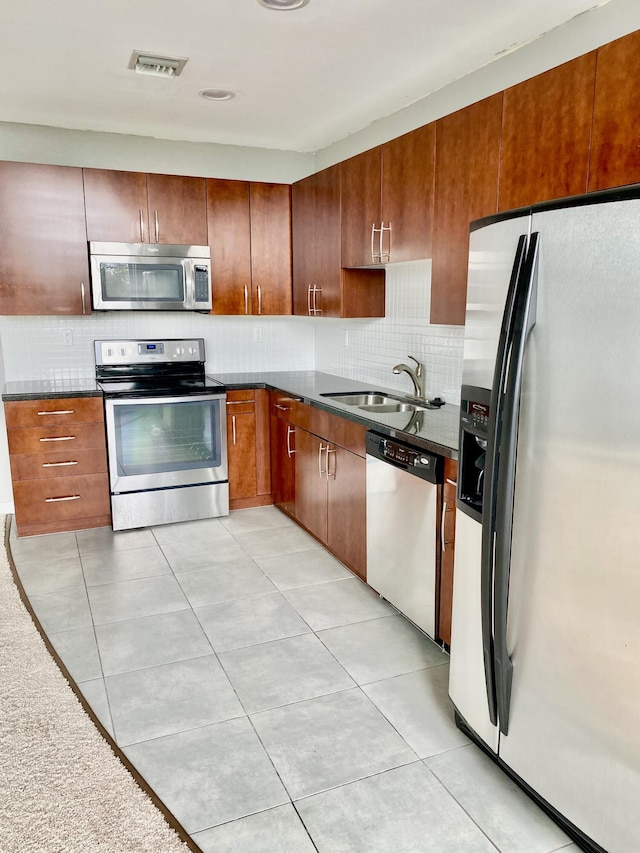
0,162 -> 89,315
83,168 -> 149,242
250,182 -> 292,315
431,94 -> 503,326
381,123 -> 436,262
292,171 -> 317,316
589,30 -> 640,192
327,445 -> 366,580
437,459 -> 458,647
207,179 -> 252,315
314,164 -> 343,317
227,408 -> 257,501
341,147 -> 382,267
270,408 -> 296,517
499,53 -> 596,211
146,173 -> 208,245
294,427 -> 327,543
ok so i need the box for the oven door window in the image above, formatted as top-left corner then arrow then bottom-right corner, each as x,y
106,396 -> 227,492
100,262 -> 185,303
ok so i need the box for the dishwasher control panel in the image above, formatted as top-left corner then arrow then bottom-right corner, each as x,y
365,432 -> 443,484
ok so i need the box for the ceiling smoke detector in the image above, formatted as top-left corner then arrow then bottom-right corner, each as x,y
128,51 -> 188,78
258,0 -> 310,9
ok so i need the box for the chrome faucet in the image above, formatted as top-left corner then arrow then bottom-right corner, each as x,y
392,355 -> 426,401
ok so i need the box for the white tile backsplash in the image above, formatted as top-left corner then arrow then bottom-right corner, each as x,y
0,314 -> 316,380
315,261 -> 464,404
0,261 -> 463,404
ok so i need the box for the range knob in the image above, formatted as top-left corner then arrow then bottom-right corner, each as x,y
188,346 -> 197,355
175,346 -> 185,356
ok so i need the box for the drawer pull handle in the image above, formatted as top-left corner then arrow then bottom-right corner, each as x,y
40,436 -> 75,442
45,495 -> 81,503
227,400 -> 255,406
42,460 -> 79,468
274,404 -> 290,412
37,410 -> 74,416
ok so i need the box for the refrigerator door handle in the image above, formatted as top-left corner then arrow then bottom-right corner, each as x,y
493,231 -> 540,736
481,232 -> 529,727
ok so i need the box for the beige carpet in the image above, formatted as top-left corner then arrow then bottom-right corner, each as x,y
0,516 -> 195,853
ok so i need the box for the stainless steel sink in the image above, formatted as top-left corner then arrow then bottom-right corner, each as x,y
320,391 -> 427,413
321,392 -> 398,406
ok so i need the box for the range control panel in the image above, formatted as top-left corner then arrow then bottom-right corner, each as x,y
94,338 -> 205,366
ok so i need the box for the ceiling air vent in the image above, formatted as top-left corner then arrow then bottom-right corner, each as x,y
128,51 -> 188,78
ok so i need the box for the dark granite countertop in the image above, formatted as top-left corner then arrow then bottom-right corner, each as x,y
213,370 -> 459,458
2,377 -> 102,401
2,370 -> 459,458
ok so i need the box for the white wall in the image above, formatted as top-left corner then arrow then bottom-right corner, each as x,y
316,0 -> 640,168
0,122 -> 314,184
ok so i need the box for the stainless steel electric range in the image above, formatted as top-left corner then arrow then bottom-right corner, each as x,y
95,338 -> 228,531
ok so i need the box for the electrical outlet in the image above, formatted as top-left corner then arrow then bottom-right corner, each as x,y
62,329 -> 73,346
342,330 -> 349,347
253,326 -> 263,343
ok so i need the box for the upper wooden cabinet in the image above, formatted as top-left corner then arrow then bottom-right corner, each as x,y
340,123 -> 435,267
249,182 -> 293,316
431,94 -> 503,326
499,53 -> 596,211
0,161 -> 89,315
207,179 -> 292,315
381,123 -> 436,262
292,165 -> 385,318
83,168 -> 208,245
589,30 -> 640,192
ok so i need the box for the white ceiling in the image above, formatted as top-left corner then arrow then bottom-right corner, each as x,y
0,0 -> 614,153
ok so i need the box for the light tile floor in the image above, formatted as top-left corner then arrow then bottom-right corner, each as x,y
9,507 -> 578,853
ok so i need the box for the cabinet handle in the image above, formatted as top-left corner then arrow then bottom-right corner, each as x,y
39,435 -> 75,442
307,284 -> 313,316
371,223 -> 378,263
243,284 -> 249,315
38,409 -> 74,416
441,500 -> 447,552
139,209 -> 145,242
286,425 -> 295,457
227,400 -> 254,406
231,414 -> 237,445
80,281 -> 86,315
257,284 -> 262,315
446,478 -> 457,486
274,403 -> 290,412
380,222 -> 391,263
314,285 -> 322,316
45,494 -> 81,503
318,442 -> 326,477
154,210 -> 159,242
326,445 -> 336,479
42,460 -> 78,468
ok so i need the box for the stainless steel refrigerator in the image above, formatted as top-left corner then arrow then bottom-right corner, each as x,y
449,186 -> 640,853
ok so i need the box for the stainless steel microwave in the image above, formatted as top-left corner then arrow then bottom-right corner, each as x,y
89,242 -> 212,311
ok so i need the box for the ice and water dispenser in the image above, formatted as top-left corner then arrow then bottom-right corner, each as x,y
457,385 -> 491,523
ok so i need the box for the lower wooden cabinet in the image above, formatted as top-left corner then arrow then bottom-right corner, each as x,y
437,458 -> 458,647
270,404 -> 296,518
5,396 -> 111,537
226,389 -> 271,509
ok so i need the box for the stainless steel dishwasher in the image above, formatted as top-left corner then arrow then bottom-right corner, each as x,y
366,431 -> 443,639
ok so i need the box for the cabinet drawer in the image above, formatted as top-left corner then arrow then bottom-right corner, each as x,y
13,473 -> 111,525
5,397 -> 103,428
271,391 -> 302,422
322,411 -> 366,457
7,422 -> 106,455
9,447 -> 108,481
227,391 -> 256,416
